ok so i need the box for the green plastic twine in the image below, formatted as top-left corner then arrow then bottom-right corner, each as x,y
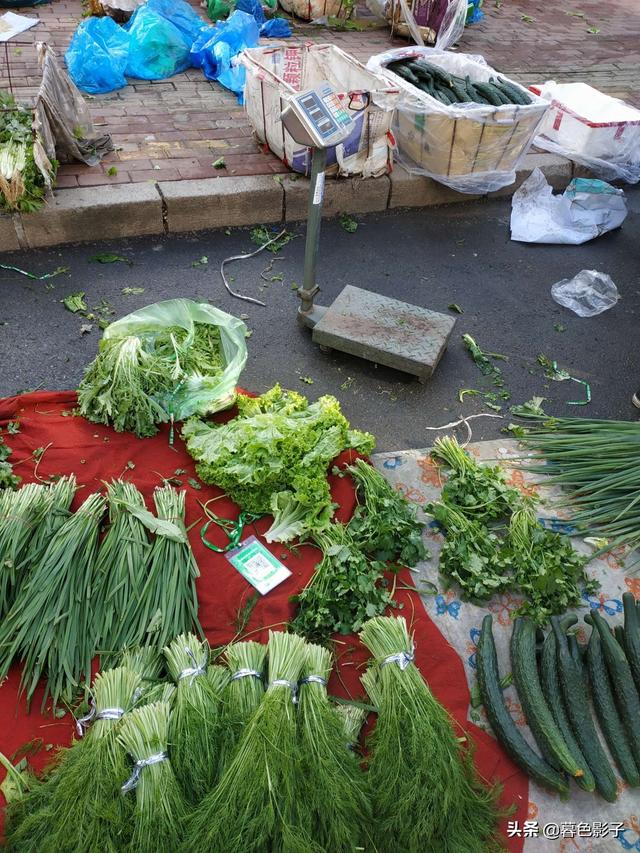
200,510 -> 261,553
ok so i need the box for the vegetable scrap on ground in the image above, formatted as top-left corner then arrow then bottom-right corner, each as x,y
1,295 -> 639,850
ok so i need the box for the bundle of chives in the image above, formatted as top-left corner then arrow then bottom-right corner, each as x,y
217,640 -> 266,774
26,475 -> 76,563
360,616 -> 503,853
519,416 -> 640,554
115,485 -> 201,651
118,701 -> 188,853
297,642 -> 372,852
163,633 -> 223,803
0,491 -> 106,707
94,481 -> 153,657
6,666 -> 142,853
185,631 -> 315,853
0,483 -> 46,616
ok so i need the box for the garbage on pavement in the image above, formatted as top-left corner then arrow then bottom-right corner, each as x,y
368,47 -> 548,193
241,43 -> 400,178
0,10 -> 39,40
532,81 -> 640,185
510,168 -> 627,245
551,270 -> 620,318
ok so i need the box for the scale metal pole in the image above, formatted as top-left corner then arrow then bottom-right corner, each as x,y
297,146 -> 328,329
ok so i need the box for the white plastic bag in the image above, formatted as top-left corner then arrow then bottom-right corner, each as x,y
551,271 -> 619,317
533,81 -> 640,185
510,168 -> 627,244
367,47 -> 548,193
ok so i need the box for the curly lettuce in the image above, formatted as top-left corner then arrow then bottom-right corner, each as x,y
182,385 -> 375,542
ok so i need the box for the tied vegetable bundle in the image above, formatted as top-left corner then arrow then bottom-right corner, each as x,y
428,435 -> 596,624
183,384 -> 375,543
387,58 -> 532,107
78,321 -> 226,438
361,616 -> 504,852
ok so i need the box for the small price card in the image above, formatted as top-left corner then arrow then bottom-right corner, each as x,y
226,536 -> 292,595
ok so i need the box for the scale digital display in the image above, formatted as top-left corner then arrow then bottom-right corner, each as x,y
281,82 -> 356,149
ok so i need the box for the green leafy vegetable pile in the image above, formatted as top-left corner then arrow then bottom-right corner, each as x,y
78,323 -> 225,438
427,436 -> 596,623
0,93 -> 56,213
0,434 -> 20,490
182,385 -> 375,543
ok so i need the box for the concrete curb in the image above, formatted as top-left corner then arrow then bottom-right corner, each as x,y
0,151 -> 573,252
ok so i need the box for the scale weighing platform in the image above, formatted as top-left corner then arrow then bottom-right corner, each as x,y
280,83 -> 456,381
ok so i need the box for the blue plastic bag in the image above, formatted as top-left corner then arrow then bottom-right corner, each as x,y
65,17 -> 130,95
125,6 -> 193,80
260,17 -> 292,37
191,11 -> 259,101
235,0 -> 264,24
147,0 -> 211,43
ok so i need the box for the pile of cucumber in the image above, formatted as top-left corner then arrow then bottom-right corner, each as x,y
477,592 -> 640,800
386,58 -> 532,107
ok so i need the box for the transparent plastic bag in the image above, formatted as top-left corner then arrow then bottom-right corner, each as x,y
103,298 -> 248,419
64,17 -> 130,95
367,47 -> 548,193
510,168 -> 627,244
533,82 -> 640,185
124,5 -> 193,80
551,271 -> 619,318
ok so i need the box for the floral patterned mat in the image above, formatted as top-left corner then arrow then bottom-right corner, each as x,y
372,439 -> 639,853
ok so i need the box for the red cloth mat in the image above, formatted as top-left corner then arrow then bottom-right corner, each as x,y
0,391 -> 528,848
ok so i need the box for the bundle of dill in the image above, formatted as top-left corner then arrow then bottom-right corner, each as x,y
78,322 -> 226,438
120,646 -> 165,696
334,703 -> 368,750
114,485 -> 201,652
297,642 -> 372,851
0,483 -> 47,616
5,666 -> 142,853
218,640 -> 266,773
0,491 -> 106,707
185,631 -> 316,853
118,700 -> 187,853
93,481 -> 153,657
360,616 -> 504,853
344,457 -> 428,566
164,633 -> 223,803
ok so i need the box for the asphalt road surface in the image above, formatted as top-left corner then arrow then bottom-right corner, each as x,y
1,192 -> 638,451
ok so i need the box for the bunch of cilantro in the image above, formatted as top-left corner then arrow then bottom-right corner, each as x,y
427,437 -> 596,624
0,436 -> 20,490
182,385 -> 375,543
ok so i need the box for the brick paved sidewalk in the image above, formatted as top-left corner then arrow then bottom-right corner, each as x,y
1,0 -> 638,190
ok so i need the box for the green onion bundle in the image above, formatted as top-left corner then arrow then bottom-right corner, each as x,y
0,491 -> 106,707
185,631 -> 316,853
118,700 -> 187,853
163,633 -> 223,803
218,640 -> 266,773
94,481 -> 153,656
116,485 -> 201,651
519,416 -> 640,553
0,483 -> 46,616
297,642 -> 372,851
360,616 -> 503,853
6,666 -> 142,853
345,457 -> 428,566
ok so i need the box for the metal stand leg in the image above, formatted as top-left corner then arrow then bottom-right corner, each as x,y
297,147 -> 328,329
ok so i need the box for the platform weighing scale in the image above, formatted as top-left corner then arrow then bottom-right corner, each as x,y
280,83 -> 456,381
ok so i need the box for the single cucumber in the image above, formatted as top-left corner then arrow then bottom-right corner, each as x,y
589,610 -> 640,770
474,82 -> 503,107
540,628 -> 595,792
511,618 -> 587,780
393,65 -> 421,88
551,617 -> 617,802
587,629 -> 640,786
567,634 -> 588,681
623,592 -> 640,694
614,625 -> 627,649
476,615 -> 569,793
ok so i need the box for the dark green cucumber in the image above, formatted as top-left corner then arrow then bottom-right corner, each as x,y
474,82 -> 503,107
511,618 -> 587,780
540,628 -> 595,792
551,617 -> 617,802
614,625 -> 627,649
393,65 -> 421,88
477,615 -> 569,793
623,592 -> 640,694
589,610 -> 640,770
587,630 -> 640,786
